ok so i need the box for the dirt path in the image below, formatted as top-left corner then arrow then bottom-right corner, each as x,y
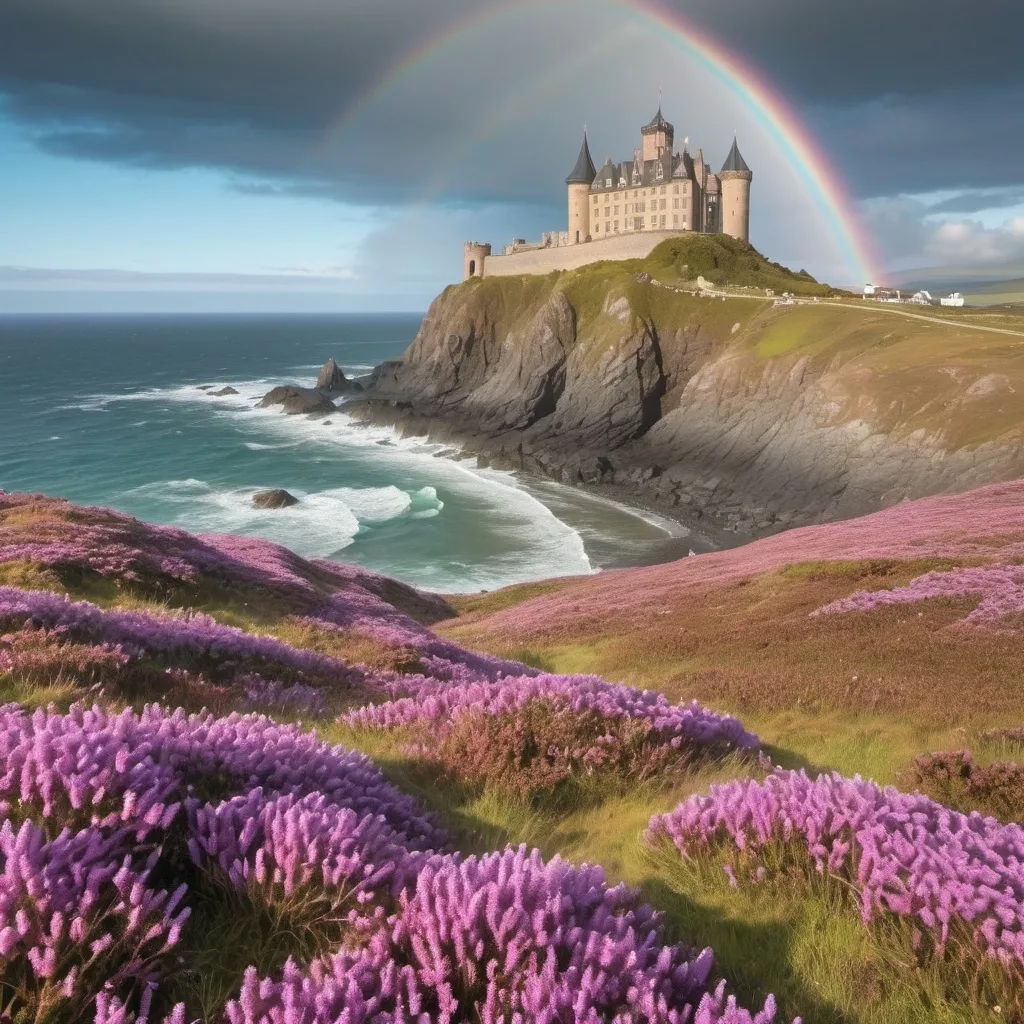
804,299 -> 1024,338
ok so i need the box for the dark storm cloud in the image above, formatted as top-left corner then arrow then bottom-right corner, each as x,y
680,0 -> 1024,104
923,188 -> 1024,216
0,0 -> 1019,207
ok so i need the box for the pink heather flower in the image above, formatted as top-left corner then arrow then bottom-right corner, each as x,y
648,770 -> 1024,968
813,563 -> 1024,626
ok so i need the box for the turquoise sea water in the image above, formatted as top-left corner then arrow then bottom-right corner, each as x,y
0,314 -> 687,592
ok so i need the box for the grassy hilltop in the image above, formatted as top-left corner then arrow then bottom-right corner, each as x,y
6,486 -> 1024,1023
382,236 -> 1024,536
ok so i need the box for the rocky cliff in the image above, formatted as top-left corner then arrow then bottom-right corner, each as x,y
353,237 -> 1024,537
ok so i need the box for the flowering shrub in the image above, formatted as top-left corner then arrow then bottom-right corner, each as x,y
0,702 -> 449,1021
648,771 -> 1024,972
0,702 -> 781,1024
0,585 -> 369,692
225,846 -> 781,1024
346,673 -> 758,796
188,789 -> 422,934
0,624 -> 129,683
813,564 -> 1024,626
346,671 -> 757,746
903,749 -> 1024,823
410,698 -> 750,800
0,703 -> 446,849
0,819 -> 189,1022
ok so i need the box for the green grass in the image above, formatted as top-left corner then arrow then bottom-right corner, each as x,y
167,870 -> 359,1023
0,674 -> 82,713
647,842 -> 1008,1024
328,720 -> 1010,1023
9,536 -> 1024,1020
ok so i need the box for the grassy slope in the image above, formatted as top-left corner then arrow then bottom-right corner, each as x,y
425,483 -> 1024,1022
4,490 -> 1023,1022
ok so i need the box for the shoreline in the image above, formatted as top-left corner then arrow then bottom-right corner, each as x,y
344,403 -> 761,577
344,400 -> 759,573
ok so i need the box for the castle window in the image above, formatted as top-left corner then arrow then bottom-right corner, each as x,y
660,199 -> 666,210
673,215 -> 678,227
605,222 -> 610,233
614,221 -> 619,232
469,260 -> 476,276
661,215 -> 667,228
660,185 -> 666,194
672,198 -> 679,209
619,177 -> 627,187
605,178 -> 612,187
673,184 -> 679,194
655,163 -> 664,180
604,207 -> 610,217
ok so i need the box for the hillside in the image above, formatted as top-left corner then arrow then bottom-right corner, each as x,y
966,276 -> 1024,307
353,236 -> 1024,537
6,488 -> 1024,1022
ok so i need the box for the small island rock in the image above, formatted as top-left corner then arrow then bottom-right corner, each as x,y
316,357 -> 350,394
258,386 -> 336,415
252,489 -> 299,509
212,386 -> 239,396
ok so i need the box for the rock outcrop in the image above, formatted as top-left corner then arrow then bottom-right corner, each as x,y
352,238 -> 1024,539
252,489 -> 299,509
316,358 -> 350,393
212,386 -> 239,396
258,386 -> 335,415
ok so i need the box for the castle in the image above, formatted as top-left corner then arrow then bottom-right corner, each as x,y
464,106 -> 752,281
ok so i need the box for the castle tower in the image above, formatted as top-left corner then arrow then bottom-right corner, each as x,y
565,131 -> 596,245
463,241 -> 491,281
719,136 -> 753,242
641,106 -> 674,162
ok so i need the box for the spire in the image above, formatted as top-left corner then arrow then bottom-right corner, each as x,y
720,135 -> 750,173
642,105 -> 673,134
565,131 -> 597,185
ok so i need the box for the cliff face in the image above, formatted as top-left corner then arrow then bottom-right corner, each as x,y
356,241 -> 1024,536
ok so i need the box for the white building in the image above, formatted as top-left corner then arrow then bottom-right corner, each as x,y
940,292 -> 965,307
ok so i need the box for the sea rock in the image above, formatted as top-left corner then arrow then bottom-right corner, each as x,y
316,358 -> 350,393
212,386 -> 239,396
197,385 -> 213,390
258,386 -> 335,415
252,489 -> 299,509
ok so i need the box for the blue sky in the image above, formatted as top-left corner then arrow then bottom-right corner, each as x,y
1,0 -> 1021,312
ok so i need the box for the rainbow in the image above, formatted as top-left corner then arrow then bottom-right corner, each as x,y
328,0 -> 879,284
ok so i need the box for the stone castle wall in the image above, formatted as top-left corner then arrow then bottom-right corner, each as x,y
482,231 -> 688,278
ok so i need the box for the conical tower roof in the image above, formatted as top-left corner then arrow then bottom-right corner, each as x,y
720,136 -> 750,173
641,106 -> 674,135
566,132 -> 597,185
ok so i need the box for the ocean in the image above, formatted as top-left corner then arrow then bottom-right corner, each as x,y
0,314 -> 691,592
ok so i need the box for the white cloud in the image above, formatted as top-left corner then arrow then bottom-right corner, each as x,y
862,192 -> 1024,281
